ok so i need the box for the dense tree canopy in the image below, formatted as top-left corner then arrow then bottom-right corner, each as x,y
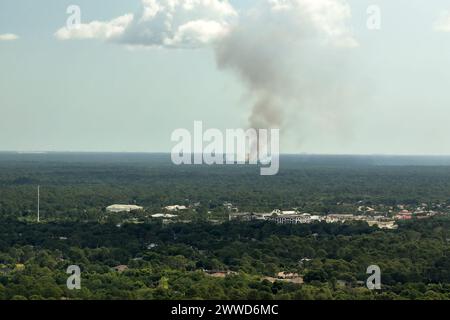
0,153 -> 449,300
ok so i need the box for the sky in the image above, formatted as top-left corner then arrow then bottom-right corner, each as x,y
1,0 -> 450,155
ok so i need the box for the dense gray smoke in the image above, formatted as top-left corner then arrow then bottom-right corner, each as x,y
215,0 -> 358,135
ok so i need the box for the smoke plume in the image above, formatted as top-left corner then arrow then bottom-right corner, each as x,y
55,0 -> 361,151
215,0 -> 358,132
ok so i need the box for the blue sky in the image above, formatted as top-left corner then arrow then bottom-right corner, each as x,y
1,0 -> 450,154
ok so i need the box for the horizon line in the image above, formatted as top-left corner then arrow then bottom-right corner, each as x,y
2,151 -> 450,157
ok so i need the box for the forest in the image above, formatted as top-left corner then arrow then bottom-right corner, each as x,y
0,153 -> 449,300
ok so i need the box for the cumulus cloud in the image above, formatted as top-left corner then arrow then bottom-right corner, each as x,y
121,0 -> 237,48
55,14 -> 134,40
0,33 -> 19,41
268,0 -> 357,47
55,0 -> 237,48
434,10 -> 450,32
54,0 -> 355,50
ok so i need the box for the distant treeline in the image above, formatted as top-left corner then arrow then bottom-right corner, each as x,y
1,154 -> 450,218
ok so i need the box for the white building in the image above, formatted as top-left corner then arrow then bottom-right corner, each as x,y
252,212 -> 273,220
106,204 -> 143,213
271,209 -> 298,215
325,214 -> 355,223
164,205 -> 188,212
151,213 -> 178,218
367,220 -> 398,229
269,214 -> 311,224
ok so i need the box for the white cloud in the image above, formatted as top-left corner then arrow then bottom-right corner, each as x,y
165,19 -> 231,47
55,14 -> 134,40
54,0 -> 356,49
0,33 -> 19,41
267,0 -> 358,47
121,0 -> 237,48
434,10 -> 450,32
54,0 -> 237,48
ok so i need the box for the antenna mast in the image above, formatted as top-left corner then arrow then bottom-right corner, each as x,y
37,185 -> 40,223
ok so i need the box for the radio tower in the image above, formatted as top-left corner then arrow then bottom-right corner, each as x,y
37,185 -> 40,223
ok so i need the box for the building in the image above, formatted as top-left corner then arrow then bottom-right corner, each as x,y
271,209 -> 298,215
222,202 -> 239,212
325,214 -> 355,223
268,214 -> 312,224
395,210 -> 413,220
229,212 -> 251,221
252,212 -> 273,220
367,220 -> 398,229
229,212 -> 272,221
164,205 -> 188,212
263,272 -> 304,284
113,265 -> 129,273
151,213 -> 178,218
204,270 -> 238,278
106,204 -> 143,213
395,214 -> 412,220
